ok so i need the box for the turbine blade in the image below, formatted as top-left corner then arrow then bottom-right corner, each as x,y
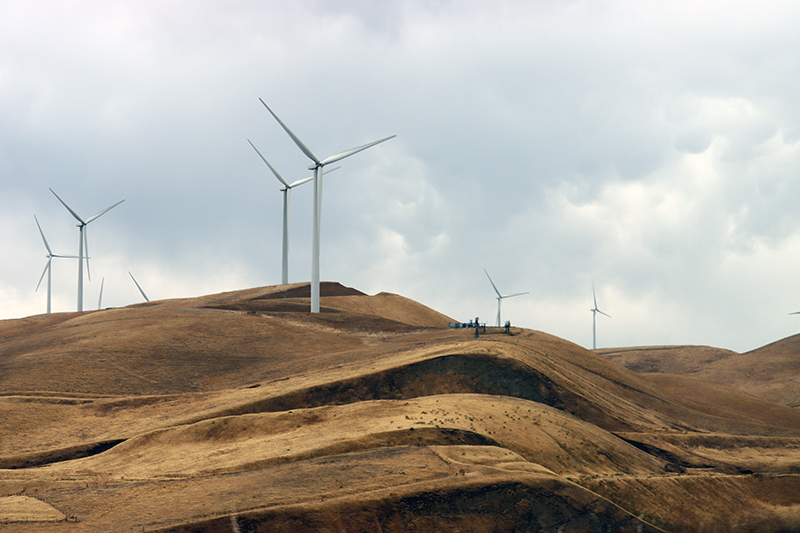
592,281 -> 598,309
287,165 -> 339,188
129,271 -> 150,302
85,199 -> 125,224
321,135 -> 396,166
598,310 -> 611,318
98,277 -> 104,309
259,98 -> 321,165
248,139 -> 290,188
484,269 -> 502,298
790,311 -> 800,315
34,215 -> 53,255
288,175 -> 314,188
503,292 -> 529,299
50,188 -> 86,225
36,260 -> 50,292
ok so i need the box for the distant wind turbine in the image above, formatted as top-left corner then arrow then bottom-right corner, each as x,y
129,271 -> 149,302
247,139 -> 339,285
484,269 -> 528,328
50,188 -> 124,312
34,215 -> 78,314
259,98 -> 395,313
590,281 -> 611,350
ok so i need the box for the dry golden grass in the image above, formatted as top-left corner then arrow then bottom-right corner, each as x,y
1,282 -> 800,532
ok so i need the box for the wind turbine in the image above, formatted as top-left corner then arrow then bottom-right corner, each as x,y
34,215 -> 78,314
129,271 -> 149,302
247,139 -> 339,285
259,98 -> 395,312
50,188 -> 125,312
484,269 -> 528,328
590,281 -> 611,350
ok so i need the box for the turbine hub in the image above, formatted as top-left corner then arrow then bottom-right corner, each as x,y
307,163 -> 317,171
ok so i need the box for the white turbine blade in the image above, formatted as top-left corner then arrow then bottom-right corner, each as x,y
288,165 -> 340,189
248,139 -> 290,188
34,215 -> 53,255
321,135 -> 396,166
259,98 -> 321,165
85,199 -> 125,224
503,292 -> 529,299
50,188 -> 86,225
129,271 -> 150,302
592,281 -> 598,309
288,175 -> 314,188
598,309 -> 611,318
98,277 -> 104,309
791,311 -> 800,315
36,260 -> 50,292
483,269 -> 502,298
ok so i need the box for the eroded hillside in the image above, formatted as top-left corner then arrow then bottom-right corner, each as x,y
2,283 -> 799,532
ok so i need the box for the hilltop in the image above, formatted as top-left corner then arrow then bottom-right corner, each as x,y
1,282 -> 799,532
598,338 -> 800,408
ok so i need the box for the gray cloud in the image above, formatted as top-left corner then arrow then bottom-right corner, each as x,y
3,0 -> 800,352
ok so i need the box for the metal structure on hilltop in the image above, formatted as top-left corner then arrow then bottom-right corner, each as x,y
247,139 -> 338,285
34,214 -> 79,314
590,281 -> 611,350
50,188 -> 124,312
484,268 -> 528,328
259,98 -> 395,313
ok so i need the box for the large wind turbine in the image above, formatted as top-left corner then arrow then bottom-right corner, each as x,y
259,98 -> 395,313
590,281 -> 611,349
484,269 -> 528,327
34,215 -> 78,314
247,139 -> 338,285
50,189 -> 124,312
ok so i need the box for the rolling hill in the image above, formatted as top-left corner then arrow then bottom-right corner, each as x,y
2,282 -> 800,532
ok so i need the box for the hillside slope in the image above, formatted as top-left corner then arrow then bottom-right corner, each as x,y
598,336 -> 800,408
2,283 -> 800,532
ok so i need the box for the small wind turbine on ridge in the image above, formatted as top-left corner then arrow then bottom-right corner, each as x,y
590,281 -> 611,349
34,215 -> 79,314
247,139 -> 339,285
484,269 -> 528,328
50,188 -> 124,312
259,98 -> 395,313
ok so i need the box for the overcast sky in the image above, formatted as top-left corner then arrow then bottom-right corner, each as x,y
3,0 -> 800,353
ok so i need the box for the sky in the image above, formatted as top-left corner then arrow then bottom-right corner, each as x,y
2,0 -> 800,353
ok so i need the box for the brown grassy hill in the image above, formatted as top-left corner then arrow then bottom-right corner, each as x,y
598,337 -> 800,408
596,345 -> 738,374
694,334 -> 800,408
2,283 -> 800,532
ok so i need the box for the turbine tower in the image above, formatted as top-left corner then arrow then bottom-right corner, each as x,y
34,215 -> 78,314
50,188 -> 124,312
259,98 -> 395,313
129,271 -> 150,302
484,269 -> 528,327
247,139 -> 338,285
590,281 -> 611,349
